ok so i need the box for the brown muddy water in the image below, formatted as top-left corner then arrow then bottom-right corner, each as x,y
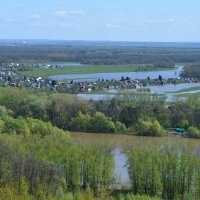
70,132 -> 200,187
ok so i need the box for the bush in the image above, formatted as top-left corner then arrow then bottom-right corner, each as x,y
89,112 -> 116,133
70,111 -> 91,132
187,126 -> 200,139
115,121 -> 127,134
135,119 -> 167,137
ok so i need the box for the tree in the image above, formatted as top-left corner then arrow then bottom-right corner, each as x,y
89,112 -> 116,133
119,106 -> 138,127
51,80 -> 57,86
135,119 -> 167,137
187,126 -> 200,139
70,112 -> 91,132
158,75 -> 162,81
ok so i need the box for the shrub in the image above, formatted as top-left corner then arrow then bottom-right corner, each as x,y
187,126 -> 200,139
89,112 -> 116,133
135,119 -> 167,137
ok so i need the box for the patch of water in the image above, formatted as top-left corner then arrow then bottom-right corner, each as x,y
114,148 -> 131,188
51,65 -> 183,81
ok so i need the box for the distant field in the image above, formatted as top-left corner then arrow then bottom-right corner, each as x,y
20,64 -> 174,79
170,86 -> 200,93
19,60 -> 80,65
175,92 -> 200,98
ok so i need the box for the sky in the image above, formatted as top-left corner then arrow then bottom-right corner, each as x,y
0,0 -> 200,42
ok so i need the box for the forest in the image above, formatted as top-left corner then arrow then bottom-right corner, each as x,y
0,42 -> 200,65
0,86 -> 200,137
1,87 -> 200,199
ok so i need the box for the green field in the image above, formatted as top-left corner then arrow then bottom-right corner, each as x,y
20,64 -> 174,79
18,60 -> 80,65
170,86 -> 200,93
175,92 -> 200,98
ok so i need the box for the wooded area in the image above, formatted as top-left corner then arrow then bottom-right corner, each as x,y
0,43 -> 200,64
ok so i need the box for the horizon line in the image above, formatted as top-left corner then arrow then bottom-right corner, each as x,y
0,39 -> 200,43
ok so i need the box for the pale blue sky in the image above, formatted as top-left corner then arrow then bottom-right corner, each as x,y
0,0 -> 200,41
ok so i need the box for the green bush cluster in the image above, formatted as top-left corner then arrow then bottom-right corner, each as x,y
0,133 -> 114,199
70,112 -> 127,133
1,86 -> 200,138
0,115 -> 65,137
187,126 -> 200,139
135,119 -> 167,136
0,105 -> 115,199
126,144 -> 200,200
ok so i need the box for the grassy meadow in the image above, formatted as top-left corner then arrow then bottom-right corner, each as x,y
20,64 -> 174,79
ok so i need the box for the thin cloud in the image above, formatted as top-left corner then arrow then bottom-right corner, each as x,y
29,22 -> 52,27
29,15 -> 41,20
54,10 -> 67,17
54,10 -> 86,17
106,23 -> 121,29
60,22 -> 78,29
67,10 -> 85,15
29,22 -> 41,27
5,18 -> 26,22
135,18 -> 176,28
139,18 -> 176,26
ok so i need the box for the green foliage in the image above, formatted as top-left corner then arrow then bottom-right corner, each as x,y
46,93 -> 92,130
179,119 -> 189,129
0,119 -> 4,133
115,121 -> 127,134
0,87 -> 27,112
1,86 -> 200,136
0,128 -> 114,199
127,147 -> 161,196
3,115 -> 30,135
0,178 -> 33,200
70,112 -> 127,133
1,43 -> 200,66
81,144 -> 115,193
187,126 -> 200,139
154,60 -> 174,69
135,119 -> 167,136
0,112 -> 66,137
117,193 -> 161,200
70,111 -> 91,132
89,112 -> 116,133
126,143 -> 199,200
119,106 -> 138,127
181,63 -> 200,79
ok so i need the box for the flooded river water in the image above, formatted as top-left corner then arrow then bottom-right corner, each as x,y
70,132 -> 200,187
51,65 -> 183,81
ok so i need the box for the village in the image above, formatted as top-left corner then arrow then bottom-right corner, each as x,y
0,62 -> 198,94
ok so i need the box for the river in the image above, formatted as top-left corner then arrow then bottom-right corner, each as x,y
77,82 -> 200,102
50,65 -> 183,81
51,64 -> 200,101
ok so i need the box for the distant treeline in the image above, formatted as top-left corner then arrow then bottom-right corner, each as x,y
0,44 -> 200,64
